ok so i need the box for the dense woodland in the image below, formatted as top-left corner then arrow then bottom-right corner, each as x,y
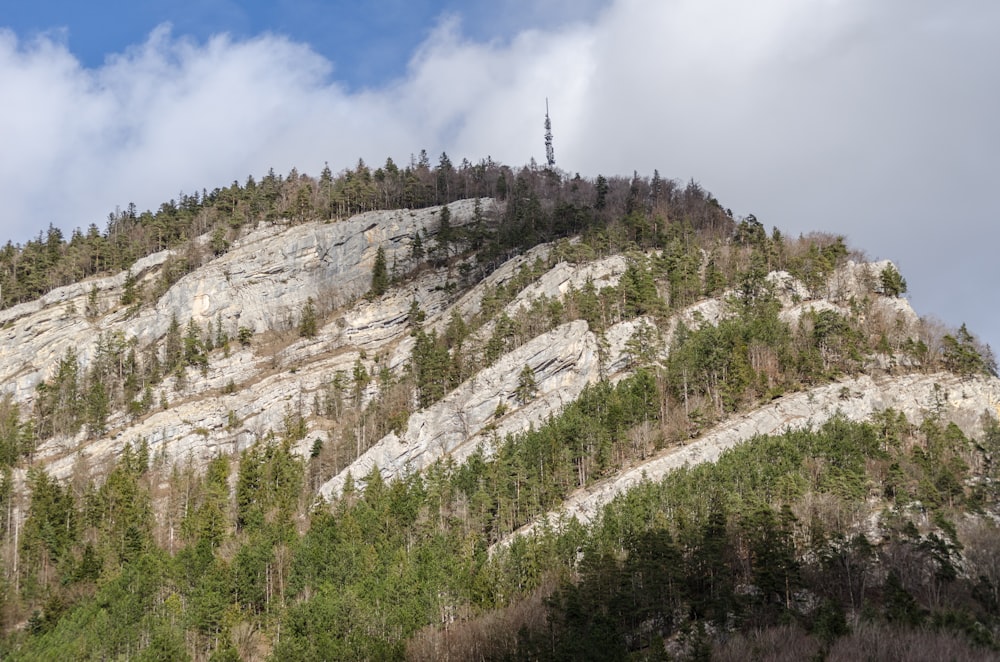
0,154 -> 998,660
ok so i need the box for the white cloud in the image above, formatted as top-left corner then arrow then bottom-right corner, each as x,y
385,16 -> 596,163
0,25 -> 418,235
0,1 -> 997,347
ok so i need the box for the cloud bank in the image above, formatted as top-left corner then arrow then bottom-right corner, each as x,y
0,0 -> 997,346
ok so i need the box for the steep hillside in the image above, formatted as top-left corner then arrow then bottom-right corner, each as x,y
2,201 -> 484,477
1,167 -> 998,660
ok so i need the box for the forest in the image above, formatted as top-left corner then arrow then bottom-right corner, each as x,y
0,153 -> 998,660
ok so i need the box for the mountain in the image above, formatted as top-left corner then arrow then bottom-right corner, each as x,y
1,164 -> 998,660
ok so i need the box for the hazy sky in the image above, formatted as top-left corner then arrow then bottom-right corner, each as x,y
1,0 -> 997,348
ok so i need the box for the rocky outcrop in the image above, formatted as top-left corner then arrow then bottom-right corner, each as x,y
33,260 -> 467,481
505,255 -> 628,312
315,259 -> 925,502
3,201 -> 946,539
318,320 -> 602,499
502,372 -> 1000,546
0,200 -> 487,404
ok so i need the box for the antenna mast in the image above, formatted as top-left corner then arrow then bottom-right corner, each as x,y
544,98 -> 555,168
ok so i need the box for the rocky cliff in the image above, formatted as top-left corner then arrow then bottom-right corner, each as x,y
3,200 -> 996,530
6,191 -> 1000,662
0,201 -> 481,403
505,372 -> 1000,546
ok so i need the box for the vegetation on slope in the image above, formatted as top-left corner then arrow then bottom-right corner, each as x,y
0,155 -> 722,310
4,377 -> 1000,659
0,154 -> 997,659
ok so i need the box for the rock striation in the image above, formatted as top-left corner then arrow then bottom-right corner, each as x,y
318,320 -> 602,499
4,198 -> 978,544
501,372 -> 1000,547
0,200 -> 483,404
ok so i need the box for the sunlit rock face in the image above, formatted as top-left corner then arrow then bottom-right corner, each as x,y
6,195 -> 969,539
503,372 -> 1000,547
0,200 -> 481,404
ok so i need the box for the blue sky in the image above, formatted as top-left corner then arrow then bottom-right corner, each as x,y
3,0 -> 605,87
0,0 -> 998,349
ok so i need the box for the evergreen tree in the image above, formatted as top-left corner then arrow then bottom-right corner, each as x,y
411,330 -> 451,407
84,378 -> 109,438
120,270 -> 141,306
880,264 -> 907,297
299,297 -> 318,338
214,314 -> 228,351
410,232 -> 424,262
183,319 -> 207,370
703,253 -> 725,297
942,324 -> 994,376
351,357 -> 370,405
435,205 -> 454,258
370,246 -> 389,297
86,284 -> 100,318
21,468 -> 79,586
407,298 -> 426,329
37,347 -> 83,438
437,152 -> 453,202
514,364 -> 538,405
209,227 -> 229,256
0,396 -> 27,466
237,326 -> 253,347
164,314 -> 183,372
595,175 -> 609,210
621,259 -> 660,317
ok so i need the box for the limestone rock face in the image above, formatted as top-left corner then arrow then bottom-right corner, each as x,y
2,199 -> 970,543
318,320 -> 602,499
433,243 -> 553,328
504,372 -> 1000,545
0,200 -> 483,404
767,270 -> 811,307
506,255 -> 628,312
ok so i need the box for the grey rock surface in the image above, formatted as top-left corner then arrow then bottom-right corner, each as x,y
3,200 -> 961,546
502,372 -> 1000,547
0,200 -> 485,404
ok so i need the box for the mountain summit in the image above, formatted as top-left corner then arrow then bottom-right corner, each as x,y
1,162 -> 998,660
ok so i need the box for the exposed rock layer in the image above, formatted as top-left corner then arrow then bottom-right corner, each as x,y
3,202 -> 980,540
503,372 -> 1000,546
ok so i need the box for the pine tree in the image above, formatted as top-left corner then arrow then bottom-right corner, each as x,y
650,169 -> 663,209
435,205 -> 454,258
84,378 -> 109,438
352,358 -> 370,406
437,152 -> 453,203
514,365 -> 538,405
880,263 -> 907,297
703,254 -> 725,298
237,326 -> 253,347
595,175 -> 609,210
410,233 -> 424,262
299,297 -> 318,338
942,324 -> 994,376
214,314 -> 228,351
370,246 -> 389,297
164,314 -> 183,372
407,299 -> 426,329
0,396 -> 26,467
120,270 -> 141,306
183,319 -> 207,370
621,260 -> 660,317
21,468 -> 79,585
86,284 -> 100,318
411,330 -> 451,407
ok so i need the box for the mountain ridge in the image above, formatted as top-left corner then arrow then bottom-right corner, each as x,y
2,173 -> 999,659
